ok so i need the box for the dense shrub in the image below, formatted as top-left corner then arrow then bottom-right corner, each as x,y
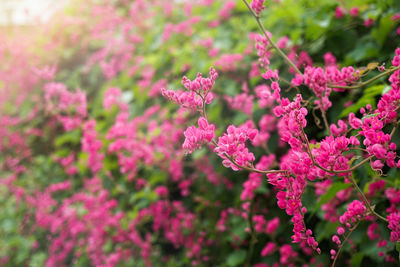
1,0 -> 400,266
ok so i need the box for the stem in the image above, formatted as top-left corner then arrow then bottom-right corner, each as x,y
301,128 -> 373,174
390,122 -> 399,138
348,175 -> 388,222
328,66 -> 400,89
332,222 -> 360,267
242,0 -> 302,75
319,99 -> 331,135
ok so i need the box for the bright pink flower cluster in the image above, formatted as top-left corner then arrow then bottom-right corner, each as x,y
30,178 -> 126,267
359,114 -> 398,170
214,125 -> 258,170
274,94 -> 308,143
161,88 -> 206,110
183,117 -> 215,154
253,32 -> 272,67
250,0 -> 266,16
261,242 -> 276,256
241,172 -> 262,200
214,53 -> 243,72
44,82 -> 87,131
225,83 -> 254,116
33,64 -> 57,80
162,67 -> 218,110
81,120 -> 104,173
387,212 -> 400,242
255,84 -> 274,108
339,200 -> 366,226
103,87 -> 128,111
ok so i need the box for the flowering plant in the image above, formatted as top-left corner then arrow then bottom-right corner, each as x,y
1,0 -> 400,266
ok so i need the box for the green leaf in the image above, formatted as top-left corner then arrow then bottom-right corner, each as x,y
350,253 -> 364,267
54,129 -> 81,147
371,14 -> 395,47
227,249 -> 247,267
314,183 -> 352,212
367,62 -> 379,70
29,253 -> 47,267
340,85 -> 384,117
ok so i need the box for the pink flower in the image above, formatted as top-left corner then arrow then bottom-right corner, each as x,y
350,7 -> 359,17
261,242 -> 276,256
335,7 -> 344,19
214,125 -> 258,171
364,18 -> 374,27
291,73 -> 303,86
155,186 -> 169,197
337,227 -> 345,235
387,212 -> 400,241
250,0 -> 266,16
266,217 -> 280,234
183,117 -> 215,154
339,200 -> 366,226
103,87 -> 122,110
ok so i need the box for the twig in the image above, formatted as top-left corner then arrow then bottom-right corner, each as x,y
301,128 -> 373,174
348,175 -> 388,222
327,66 -> 400,89
332,221 -> 360,267
319,99 -> 331,135
241,0 -> 302,75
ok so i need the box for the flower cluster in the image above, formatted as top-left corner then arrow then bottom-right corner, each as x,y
339,200 -> 366,226
183,117 -> 215,154
388,212 -> 400,242
162,67 -> 218,110
250,0 -> 266,16
214,125 -> 258,170
44,82 -> 87,131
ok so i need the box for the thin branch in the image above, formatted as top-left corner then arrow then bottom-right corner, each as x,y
327,66 -> 400,89
301,128 -> 373,174
348,175 -> 388,222
332,221 -> 360,267
241,0 -> 302,75
319,99 -> 331,135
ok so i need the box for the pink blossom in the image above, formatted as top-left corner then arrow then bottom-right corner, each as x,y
214,125 -> 258,171
266,217 -> 280,234
183,117 -> 215,154
335,7 -> 344,19
350,7 -> 359,17
261,242 -> 276,256
387,212 -> 400,241
250,0 -> 266,16
339,200 -> 366,226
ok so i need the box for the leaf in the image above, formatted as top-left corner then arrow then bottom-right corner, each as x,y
54,129 -> 81,147
314,183 -> 352,212
227,249 -> 247,267
382,85 -> 391,95
340,85 -> 384,117
29,252 -> 46,267
350,253 -> 364,267
345,41 -> 378,64
367,62 -> 379,70
371,14 -> 395,47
